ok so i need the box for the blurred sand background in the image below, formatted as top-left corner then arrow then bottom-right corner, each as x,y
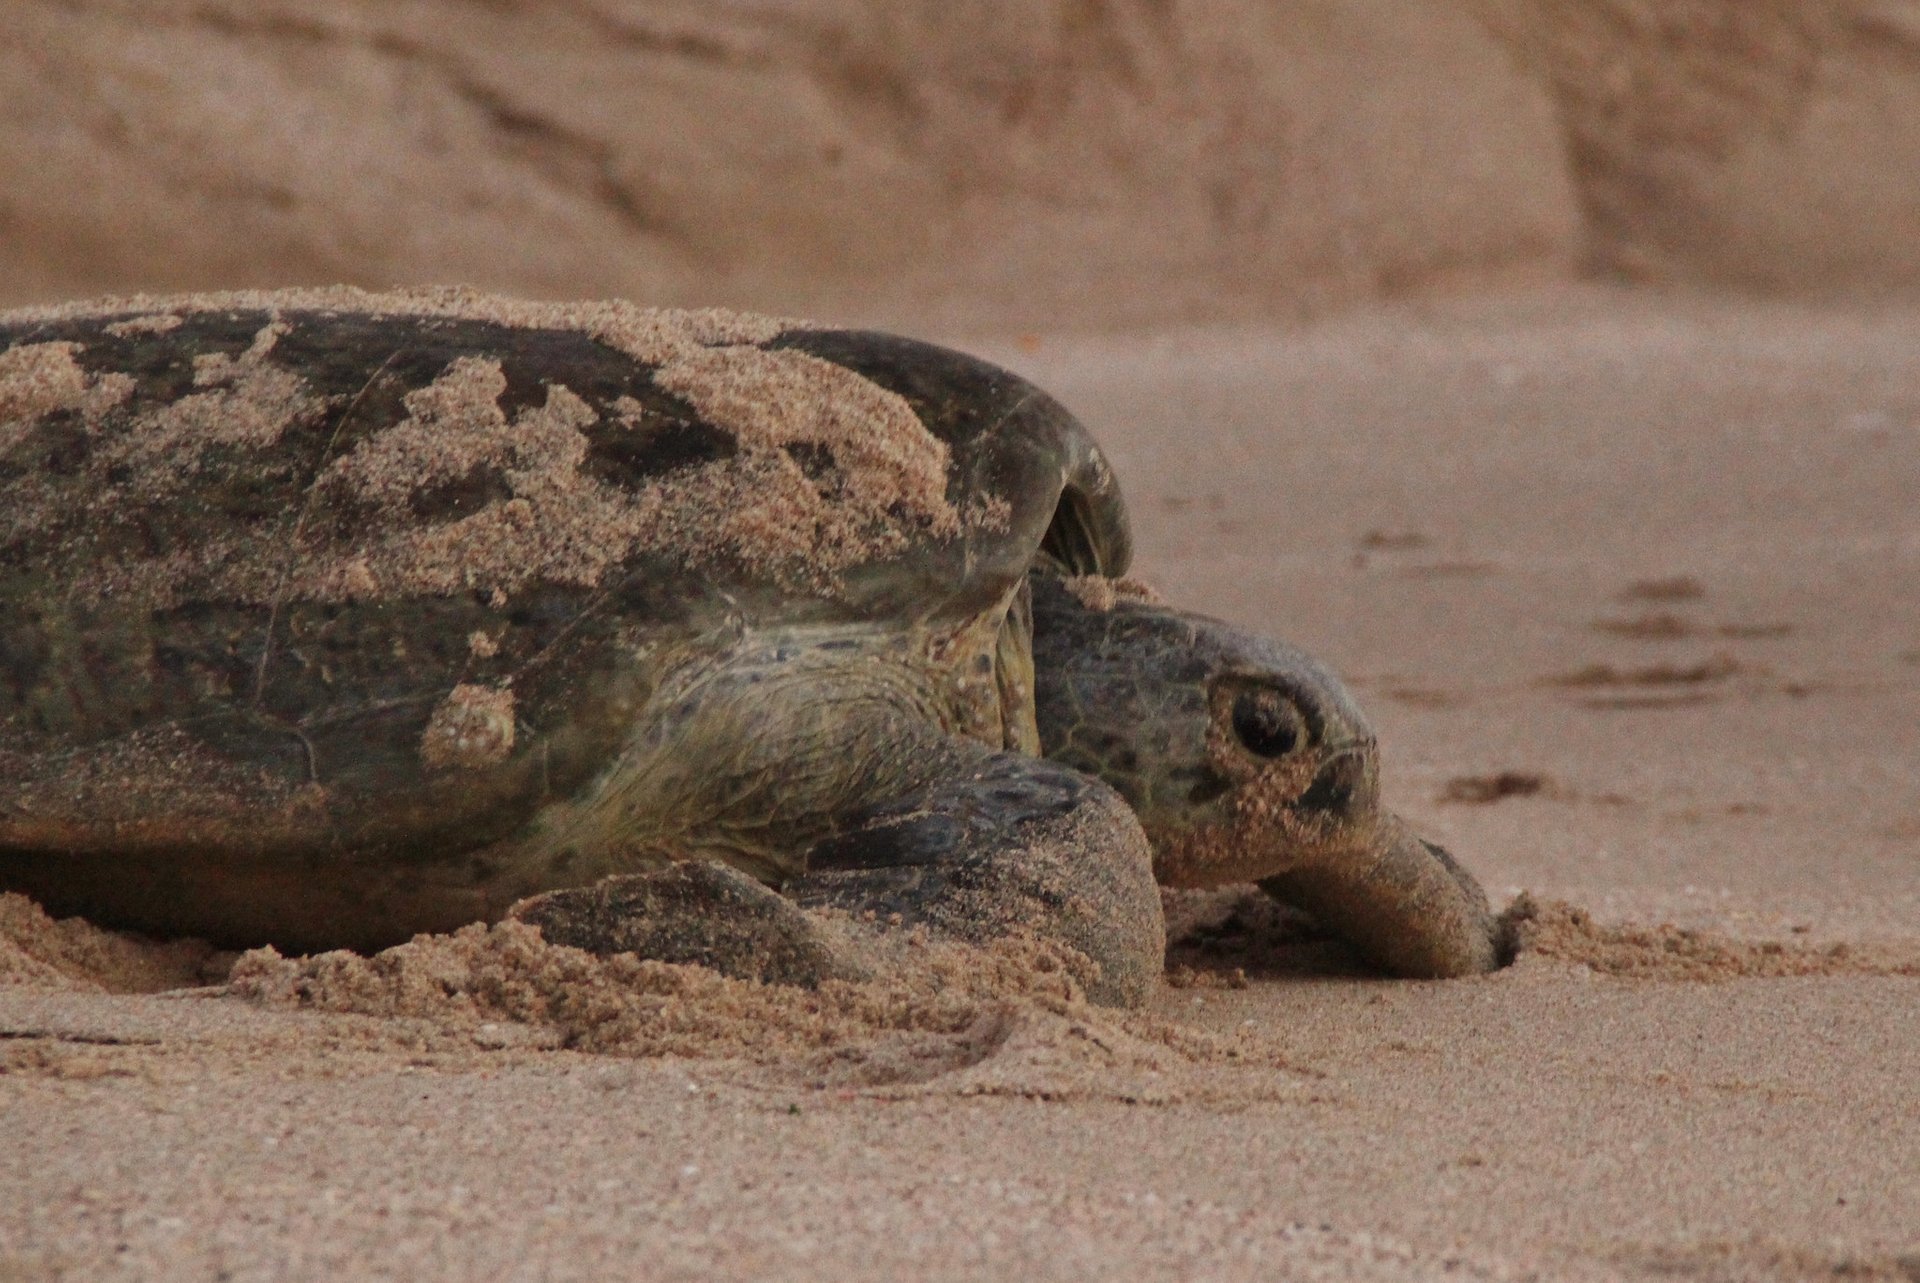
2,2 -> 1918,1279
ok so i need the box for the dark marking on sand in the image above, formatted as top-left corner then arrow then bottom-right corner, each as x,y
1358,529 -> 1430,552
1618,576 -> 1706,603
0,1029 -> 162,1047
1440,771 -> 1553,805
1578,692 -> 1725,711
1381,686 -> 1465,709
1591,612 -> 1694,640
1612,1244 -> 1920,1283
1592,612 -> 1791,642
1548,654 -> 1742,688
1396,561 -> 1495,579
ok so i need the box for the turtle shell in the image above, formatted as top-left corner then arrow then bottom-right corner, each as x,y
0,289 -> 1130,944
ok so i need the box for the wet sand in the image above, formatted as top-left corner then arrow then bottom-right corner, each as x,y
3,287 -> 1918,1280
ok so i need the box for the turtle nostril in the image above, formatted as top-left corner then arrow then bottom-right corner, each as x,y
1231,689 -> 1304,759
1298,751 -> 1369,815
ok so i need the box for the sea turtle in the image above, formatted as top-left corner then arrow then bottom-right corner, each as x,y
0,288 -> 1499,1005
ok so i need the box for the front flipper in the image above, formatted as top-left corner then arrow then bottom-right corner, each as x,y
1259,812 -> 1506,978
509,861 -> 876,987
791,749 -> 1164,1007
511,744 -> 1164,1006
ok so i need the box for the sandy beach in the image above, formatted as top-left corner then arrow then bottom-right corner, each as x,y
2,286 -> 1915,1280
5,0 -> 1920,1276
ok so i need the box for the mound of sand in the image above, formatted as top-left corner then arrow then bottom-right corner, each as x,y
1501,894 -> 1920,981
0,882 -> 1301,1101
9,876 -> 1909,1104
0,0 -> 1576,329
221,916 -> 1301,1102
0,893 -> 226,993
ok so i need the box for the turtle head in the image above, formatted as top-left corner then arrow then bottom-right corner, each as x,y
1030,574 -> 1501,977
1030,574 -> 1381,887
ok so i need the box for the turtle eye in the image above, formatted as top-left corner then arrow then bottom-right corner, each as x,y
1230,689 -> 1307,759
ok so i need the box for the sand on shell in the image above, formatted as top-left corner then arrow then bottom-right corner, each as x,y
2,289 -> 976,606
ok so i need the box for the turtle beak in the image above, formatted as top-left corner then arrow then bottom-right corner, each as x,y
1294,744 -> 1379,823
